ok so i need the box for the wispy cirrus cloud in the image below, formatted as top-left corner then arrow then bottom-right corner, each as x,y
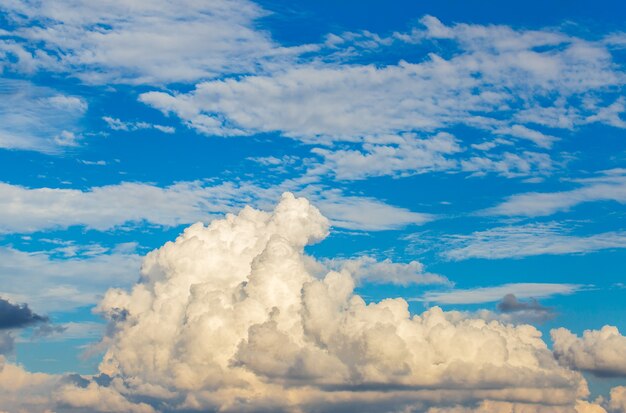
0,0 -> 283,84
485,170 -> 626,217
439,222 -> 626,260
416,282 -> 586,305
0,79 -> 87,152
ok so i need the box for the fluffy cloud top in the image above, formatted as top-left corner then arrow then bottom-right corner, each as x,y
552,326 -> 626,377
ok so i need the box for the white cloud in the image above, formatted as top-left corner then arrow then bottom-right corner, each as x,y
552,326 -> 626,377
0,79 -> 87,152
139,17 -> 624,144
0,0 -> 282,84
0,180 -> 430,234
102,117 -> 175,134
311,132 -> 462,180
440,222 -> 626,260
416,283 -> 584,305
56,381 -> 156,413
85,193 -> 585,412
493,124 -> 559,149
1,193 -> 620,412
0,355 -> 60,412
0,246 -> 141,312
135,17 -> 626,181
320,255 -> 451,286
460,151 -> 553,178
485,172 -> 626,217
609,386 -> 626,413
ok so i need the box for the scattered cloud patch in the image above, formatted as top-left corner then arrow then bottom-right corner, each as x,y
103,117 -> 175,134
0,0 -> 281,84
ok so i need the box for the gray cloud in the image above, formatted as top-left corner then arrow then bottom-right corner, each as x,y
0,297 -> 47,330
0,332 -> 14,355
496,294 -> 555,323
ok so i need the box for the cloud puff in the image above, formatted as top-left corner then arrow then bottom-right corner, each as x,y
551,326 -> 626,377
0,355 -> 60,412
609,386 -> 626,412
495,294 -> 556,324
70,193 -> 584,412
0,297 -> 47,329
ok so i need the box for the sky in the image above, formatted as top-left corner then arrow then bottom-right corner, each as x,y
1,0 -> 626,412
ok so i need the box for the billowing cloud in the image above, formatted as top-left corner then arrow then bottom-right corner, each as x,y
136,16 -> 625,183
0,193 -> 619,412
609,386 -> 626,412
551,326 -> 626,377
0,355 -> 60,412
82,193 -> 585,412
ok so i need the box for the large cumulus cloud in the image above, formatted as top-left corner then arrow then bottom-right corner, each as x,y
89,193 -> 586,412
0,194 -> 618,412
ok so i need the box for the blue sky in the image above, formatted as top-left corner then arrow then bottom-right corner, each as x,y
1,1 -> 626,412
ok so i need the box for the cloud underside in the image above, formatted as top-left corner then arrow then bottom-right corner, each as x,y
2,193 -> 621,412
